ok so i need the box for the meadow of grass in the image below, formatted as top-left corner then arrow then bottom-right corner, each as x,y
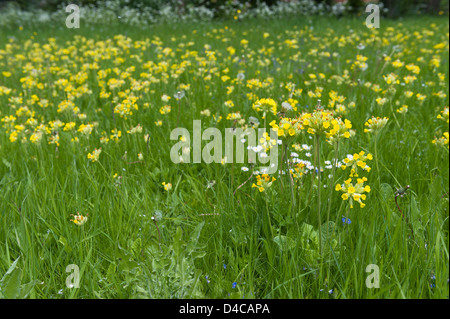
0,15 -> 448,299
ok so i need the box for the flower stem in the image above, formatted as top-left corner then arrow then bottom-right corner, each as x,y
316,134 -> 322,256
326,141 -> 339,238
374,133 -> 381,191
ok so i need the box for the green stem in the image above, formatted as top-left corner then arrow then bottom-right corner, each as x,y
286,148 -> 296,227
374,134 -> 381,191
176,99 -> 181,127
326,141 -> 339,238
316,135 -> 322,257
265,197 -> 274,239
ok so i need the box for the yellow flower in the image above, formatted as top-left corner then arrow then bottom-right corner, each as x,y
70,213 -> 88,226
162,182 -> 172,191
336,176 -> 371,208
364,116 -> 389,134
87,148 -> 102,162
251,174 -> 276,192
252,98 -> 277,117
432,132 -> 449,149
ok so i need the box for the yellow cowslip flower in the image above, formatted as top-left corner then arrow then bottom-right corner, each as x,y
159,105 -> 171,115
326,117 -> 352,144
162,182 -> 172,191
87,148 -> 102,162
252,174 -> 276,192
396,105 -> 408,114
404,91 -> 414,98
63,122 -> 76,131
110,129 -> 122,143
100,136 -> 110,144
335,177 -> 370,208
391,60 -> 404,68
432,132 -> 449,149
289,162 -> 306,179
224,100 -> 234,108
161,94 -> 171,102
416,93 -> 427,102
78,123 -> 94,135
29,130 -> 43,144
70,213 -> 88,226
226,112 -> 242,121
200,109 -> 211,117
376,97 -> 388,106
48,133 -> 60,147
437,106 -> 449,124
301,109 -> 335,137
252,98 -> 277,118
341,151 -> 373,176
270,117 -> 302,139
9,131 -> 19,143
383,73 -> 399,85
127,124 -> 143,134
405,63 -> 420,74
364,116 -> 389,134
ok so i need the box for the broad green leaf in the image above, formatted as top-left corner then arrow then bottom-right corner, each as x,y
273,235 -> 295,251
2,268 -> 22,299
131,238 -> 142,258
2,158 -> 11,170
187,221 -> 205,253
17,280 -> 39,299
173,226 -> 183,259
1,256 -> 20,283
380,183 -> 394,202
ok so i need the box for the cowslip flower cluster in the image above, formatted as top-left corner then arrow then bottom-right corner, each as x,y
341,151 -> 373,176
302,110 -> 335,136
87,148 -> 102,162
326,117 -> 353,144
269,117 -> 302,139
289,162 -> 307,179
336,149 -> 373,209
364,116 -> 389,134
433,106 -> 449,149
437,106 -> 449,123
252,98 -> 277,118
432,132 -> 449,149
70,213 -> 88,226
252,174 -> 276,192
300,109 -> 353,142
335,177 -> 371,208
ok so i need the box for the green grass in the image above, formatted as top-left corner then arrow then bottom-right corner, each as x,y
0,15 -> 448,299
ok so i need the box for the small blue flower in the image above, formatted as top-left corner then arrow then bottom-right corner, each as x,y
328,289 -> 333,294
430,284 -> 435,288
205,276 -> 210,284
232,282 -> 237,289
342,217 -> 351,224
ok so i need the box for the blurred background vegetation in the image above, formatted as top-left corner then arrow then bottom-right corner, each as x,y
0,0 -> 448,18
